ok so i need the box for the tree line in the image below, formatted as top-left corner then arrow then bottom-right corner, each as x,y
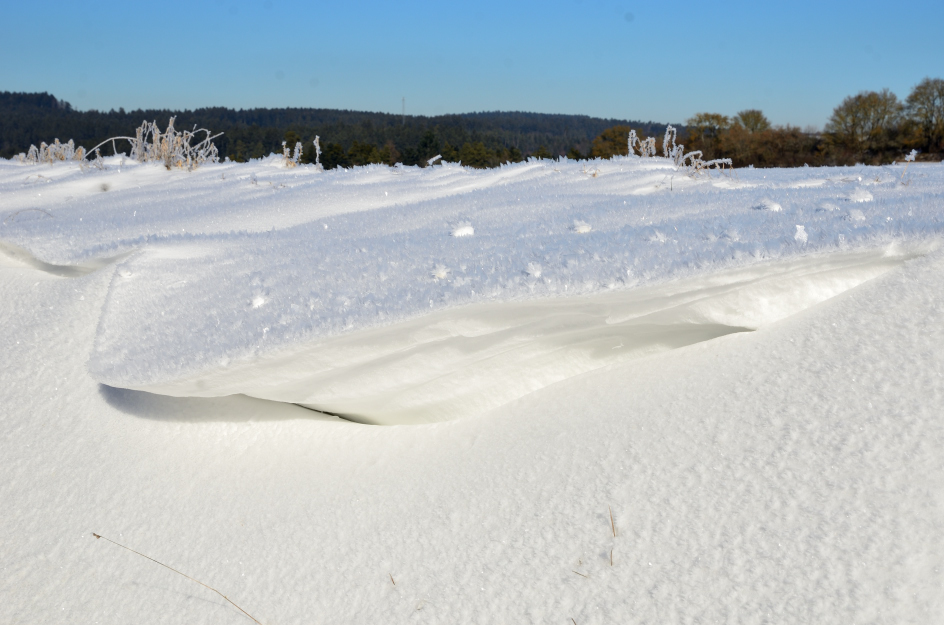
3,79 -> 941,169
671,78 -> 943,167
0,92 -> 667,167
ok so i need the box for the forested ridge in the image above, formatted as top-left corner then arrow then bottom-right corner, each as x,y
0,92 -> 670,167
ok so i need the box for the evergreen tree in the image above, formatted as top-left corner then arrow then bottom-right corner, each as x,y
320,143 -> 349,169
416,130 -> 441,163
459,142 -> 493,168
441,142 -> 460,162
348,140 -> 376,166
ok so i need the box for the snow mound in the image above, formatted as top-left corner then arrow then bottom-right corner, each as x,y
451,222 -> 474,237
754,198 -> 782,211
572,219 -> 592,233
123,245 -> 924,424
794,225 -> 808,244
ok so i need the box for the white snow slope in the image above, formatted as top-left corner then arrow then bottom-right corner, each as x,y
1,154 -> 943,623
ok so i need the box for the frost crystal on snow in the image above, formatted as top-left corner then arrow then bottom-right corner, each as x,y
572,220 -> 592,233
431,264 -> 450,280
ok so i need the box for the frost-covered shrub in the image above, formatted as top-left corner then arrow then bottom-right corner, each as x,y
662,126 -> 685,166
660,124 -> 732,176
627,129 -> 657,157
69,117 -> 222,170
122,117 -> 220,169
23,139 -> 86,164
900,148 -> 918,183
313,136 -> 322,168
283,140 -> 303,167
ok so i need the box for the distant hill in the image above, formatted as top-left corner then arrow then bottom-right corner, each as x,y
0,91 -> 678,166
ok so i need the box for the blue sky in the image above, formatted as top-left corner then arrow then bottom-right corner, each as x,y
2,0 -> 942,128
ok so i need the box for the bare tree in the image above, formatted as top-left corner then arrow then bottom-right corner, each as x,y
684,113 -> 731,157
734,109 -> 771,134
826,88 -> 902,157
905,77 -> 944,154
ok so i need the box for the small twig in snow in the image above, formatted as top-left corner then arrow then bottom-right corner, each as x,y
91,533 -> 261,624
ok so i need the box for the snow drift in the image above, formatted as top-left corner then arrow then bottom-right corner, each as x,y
129,244 -> 926,424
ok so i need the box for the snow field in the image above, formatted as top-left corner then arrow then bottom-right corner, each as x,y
1,154 -> 943,623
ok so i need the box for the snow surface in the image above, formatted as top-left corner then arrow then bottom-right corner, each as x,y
1,154 -> 944,622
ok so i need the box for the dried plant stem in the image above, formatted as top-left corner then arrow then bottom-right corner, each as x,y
91,533 -> 260,625
389,574 -> 396,586
2,208 -> 54,224
610,549 -> 613,566
609,506 -> 617,537
572,570 -> 589,578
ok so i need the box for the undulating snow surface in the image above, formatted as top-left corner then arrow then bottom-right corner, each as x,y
1,154 -> 943,623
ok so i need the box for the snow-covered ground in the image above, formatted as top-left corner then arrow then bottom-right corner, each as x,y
1,154 -> 943,623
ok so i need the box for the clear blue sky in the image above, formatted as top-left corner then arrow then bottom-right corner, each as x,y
2,0 -> 942,129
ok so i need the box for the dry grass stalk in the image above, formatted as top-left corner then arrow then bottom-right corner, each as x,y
609,506 -> 617,537
282,140 -> 303,167
389,573 -> 396,586
2,208 -> 54,224
901,148 -> 918,182
91,533 -> 260,624
313,136 -> 323,168
581,164 -> 600,177
572,570 -> 589,578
